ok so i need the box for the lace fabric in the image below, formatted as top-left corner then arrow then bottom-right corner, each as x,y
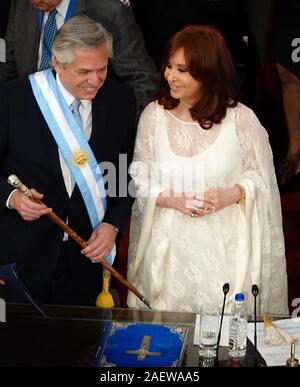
127,101 -> 288,315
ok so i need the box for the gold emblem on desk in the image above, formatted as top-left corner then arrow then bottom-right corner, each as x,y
286,339 -> 299,367
72,149 -> 88,168
125,335 -> 161,361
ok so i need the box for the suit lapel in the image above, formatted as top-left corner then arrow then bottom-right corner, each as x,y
89,93 -> 107,162
24,6 -> 40,70
41,118 -> 69,196
73,0 -> 87,16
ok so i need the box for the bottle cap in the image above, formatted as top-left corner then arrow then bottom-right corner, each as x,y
235,293 -> 245,301
231,357 -> 241,368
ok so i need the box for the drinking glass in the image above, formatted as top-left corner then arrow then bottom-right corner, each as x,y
198,305 -> 220,358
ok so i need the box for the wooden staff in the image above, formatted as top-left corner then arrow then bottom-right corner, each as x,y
7,174 -> 151,309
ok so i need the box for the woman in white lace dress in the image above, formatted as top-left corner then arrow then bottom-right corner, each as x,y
127,25 -> 288,315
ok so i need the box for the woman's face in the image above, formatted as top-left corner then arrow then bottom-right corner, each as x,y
164,48 -> 202,107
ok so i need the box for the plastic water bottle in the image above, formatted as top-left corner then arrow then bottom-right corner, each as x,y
228,293 -> 248,358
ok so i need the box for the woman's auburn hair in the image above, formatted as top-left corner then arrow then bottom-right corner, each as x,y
157,25 -> 240,129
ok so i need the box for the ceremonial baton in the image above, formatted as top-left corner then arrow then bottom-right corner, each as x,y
7,174 -> 151,309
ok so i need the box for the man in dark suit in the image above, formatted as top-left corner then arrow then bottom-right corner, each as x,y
132,0 -> 269,107
0,0 -> 10,38
0,0 -> 158,115
0,0 -> 10,62
0,16 -> 136,306
132,0 -> 250,68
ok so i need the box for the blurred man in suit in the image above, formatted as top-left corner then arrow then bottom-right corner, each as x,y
0,0 -> 10,38
272,0 -> 300,185
0,0 -> 10,62
132,0 -> 271,108
0,0 -> 158,115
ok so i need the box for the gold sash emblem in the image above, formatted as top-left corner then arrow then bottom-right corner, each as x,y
72,149 -> 88,168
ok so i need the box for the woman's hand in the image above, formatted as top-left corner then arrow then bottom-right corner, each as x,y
156,190 -> 215,217
204,186 -> 241,213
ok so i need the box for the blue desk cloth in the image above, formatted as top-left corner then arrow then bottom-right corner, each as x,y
96,322 -> 188,367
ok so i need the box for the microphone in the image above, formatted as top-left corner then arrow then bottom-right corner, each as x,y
252,284 -> 259,366
215,283 -> 230,366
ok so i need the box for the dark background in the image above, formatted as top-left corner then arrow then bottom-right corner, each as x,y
0,0 -> 10,38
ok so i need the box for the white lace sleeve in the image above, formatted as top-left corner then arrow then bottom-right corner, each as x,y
235,104 -> 288,314
127,102 -> 159,290
235,103 -> 272,172
235,103 -> 280,211
130,101 -> 160,199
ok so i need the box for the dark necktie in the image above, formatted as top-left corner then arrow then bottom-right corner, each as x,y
39,9 -> 57,71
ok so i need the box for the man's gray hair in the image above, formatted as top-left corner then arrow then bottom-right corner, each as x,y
52,15 -> 113,65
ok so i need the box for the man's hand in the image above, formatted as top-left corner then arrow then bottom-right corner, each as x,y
82,223 -> 118,263
9,189 -> 52,221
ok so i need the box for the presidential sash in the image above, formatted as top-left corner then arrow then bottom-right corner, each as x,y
29,69 -> 115,264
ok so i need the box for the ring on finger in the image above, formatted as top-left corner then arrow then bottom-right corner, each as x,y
190,208 -> 197,218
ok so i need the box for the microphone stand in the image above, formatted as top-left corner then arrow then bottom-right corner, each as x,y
252,284 -> 259,367
215,283 -> 230,367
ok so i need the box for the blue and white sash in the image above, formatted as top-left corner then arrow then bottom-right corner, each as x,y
29,70 -> 115,265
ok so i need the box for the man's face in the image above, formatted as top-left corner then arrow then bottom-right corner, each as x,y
53,43 -> 109,100
28,0 -> 62,11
